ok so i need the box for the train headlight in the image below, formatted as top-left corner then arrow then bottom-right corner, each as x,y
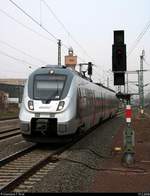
49,70 -> 54,75
57,101 -> 65,111
28,100 -> 34,110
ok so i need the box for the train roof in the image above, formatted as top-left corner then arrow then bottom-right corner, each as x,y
30,64 -> 89,80
33,65 -> 72,74
94,83 -> 116,93
30,65 -> 116,94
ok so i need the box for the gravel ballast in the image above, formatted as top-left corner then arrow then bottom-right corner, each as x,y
28,115 -> 125,193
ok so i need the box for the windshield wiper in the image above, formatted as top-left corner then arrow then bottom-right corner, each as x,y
45,91 -> 59,103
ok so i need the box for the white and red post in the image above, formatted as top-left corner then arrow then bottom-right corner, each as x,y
122,101 -> 135,165
125,105 -> 132,123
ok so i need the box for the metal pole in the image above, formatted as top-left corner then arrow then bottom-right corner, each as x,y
124,85 -> 125,94
107,77 -> 109,88
126,72 -> 129,93
137,70 -> 140,108
58,39 -> 61,66
40,0 -> 42,26
139,50 -> 144,114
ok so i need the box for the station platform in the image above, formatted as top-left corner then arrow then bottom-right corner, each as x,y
90,110 -> 150,192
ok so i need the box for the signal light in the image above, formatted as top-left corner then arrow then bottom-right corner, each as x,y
88,62 -> 92,75
116,92 -> 131,101
117,49 -> 122,55
114,72 -> 125,85
114,30 -> 124,45
112,45 -> 126,72
112,30 -> 126,85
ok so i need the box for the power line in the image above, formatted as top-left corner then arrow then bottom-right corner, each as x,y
0,39 -> 48,65
3,0 -> 95,68
128,18 -> 150,56
144,58 -> 150,66
8,0 -> 58,41
0,8 -> 86,64
0,64 -> 28,75
0,49 -> 38,67
7,1 -> 87,63
42,0 -> 70,37
0,8 -> 56,44
41,0 -> 96,63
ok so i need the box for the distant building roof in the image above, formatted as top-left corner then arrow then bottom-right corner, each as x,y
0,79 -> 26,85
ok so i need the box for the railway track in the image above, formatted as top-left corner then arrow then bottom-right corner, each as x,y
0,128 -> 21,140
0,118 -> 20,140
0,118 -> 110,193
0,111 -> 123,141
0,117 -> 18,121
0,145 -> 42,192
0,113 -> 120,193
0,139 -> 79,192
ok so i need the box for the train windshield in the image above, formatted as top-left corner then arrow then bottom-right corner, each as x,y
33,75 -> 66,100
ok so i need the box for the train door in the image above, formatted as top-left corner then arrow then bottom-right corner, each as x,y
101,91 -> 104,119
105,92 -> 109,119
91,90 -> 96,126
86,89 -> 91,129
97,91 -> 102,124
86,89 -> 92,128
77,88 -> 83,126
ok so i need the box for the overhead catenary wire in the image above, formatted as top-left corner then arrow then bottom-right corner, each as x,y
0,49 -> 38,67
42,0 -> 101,73
127,85 -> 138,94
8,0 -> 58,41
41,0 -> 70,38
128,18 -> 150,56
0,62 -> 30,75
7,1 -> 88,64
42,0 -> 95,63
0,39 -> 48,65
0,8 -> 56,45
144,58 -> 150,66
0,8 -> 87,67
8,0 -> 101,80
40,0 -> 42,26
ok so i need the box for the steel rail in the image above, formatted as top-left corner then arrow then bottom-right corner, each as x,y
0,117 -> 18,121
0,128 -> 21,140
0,115 -> 117,192
0,144 -> 37,167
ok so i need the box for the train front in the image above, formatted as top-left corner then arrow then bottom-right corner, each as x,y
19,66 -> 77,143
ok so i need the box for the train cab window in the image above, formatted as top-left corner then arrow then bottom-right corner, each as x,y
33,75 -> 66,100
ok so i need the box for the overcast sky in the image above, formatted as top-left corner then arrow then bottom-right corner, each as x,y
0,0 -> 150,92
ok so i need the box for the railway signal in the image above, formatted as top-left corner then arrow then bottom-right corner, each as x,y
114,72 -> 125,86
116,92 -> 130,100
116,92 -> 135,165
87,62 -> 92,75
79,62 -> 93,81
112,30 -> 126,85
112,45 -> 126,72
125,105 -> 132,123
